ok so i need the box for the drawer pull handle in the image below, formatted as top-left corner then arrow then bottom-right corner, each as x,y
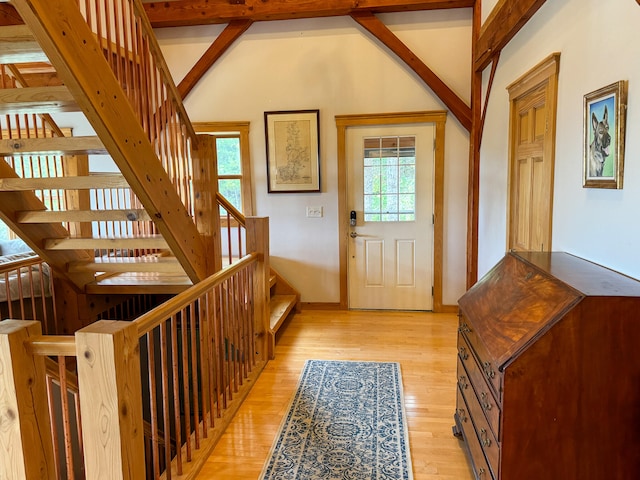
483,361 -> 495,379
480,428 -> 492,447
459,346 -> 469,360
478,467 -> 487,478
458,323 -> 471,334
458,375 -> 469,390
481,392 -> 493,411
458,408 -> 467,423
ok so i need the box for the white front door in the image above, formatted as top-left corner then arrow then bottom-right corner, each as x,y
346,124 -> 434,310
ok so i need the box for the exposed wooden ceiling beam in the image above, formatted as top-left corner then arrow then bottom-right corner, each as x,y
143,0 -> 474,28
178,19 -> 253,99
474,0 -> 547,72
351,11 -> 471,132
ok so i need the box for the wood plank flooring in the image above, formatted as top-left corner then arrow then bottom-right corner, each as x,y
196,309 -> 474,479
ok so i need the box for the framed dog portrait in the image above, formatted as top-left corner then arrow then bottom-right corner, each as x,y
265,109 -> 320,193
583,80 -> 627,189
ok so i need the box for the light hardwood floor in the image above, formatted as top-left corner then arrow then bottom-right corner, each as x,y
196,309 -> 474,479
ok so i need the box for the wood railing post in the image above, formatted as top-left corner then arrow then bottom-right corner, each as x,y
192,134 -> 222,274
0,320 -> 55,479
75,320 -> 145,480
245,217 -> 270,360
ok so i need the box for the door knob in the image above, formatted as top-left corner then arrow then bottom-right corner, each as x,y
350,231 -> 358,238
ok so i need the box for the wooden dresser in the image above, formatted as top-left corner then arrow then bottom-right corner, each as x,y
453,251 -> 640,479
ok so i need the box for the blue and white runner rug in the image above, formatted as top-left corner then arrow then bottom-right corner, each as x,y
260,360 -> 413,479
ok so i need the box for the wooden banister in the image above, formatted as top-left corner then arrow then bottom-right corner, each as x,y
130,0 -> 197,144
216,191 -> 246,226
26,334 -> 75,356
134,252 -> 257,336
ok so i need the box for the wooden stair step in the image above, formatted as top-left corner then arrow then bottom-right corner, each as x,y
0,136 -> 107,156
0,25 -> 48,63
0,85 -> 80,114
0,174 -> 128,191
17,208 -> 151,223
68,255 -> 184,273
85,271 -> 193,295
269,294 -> 297,333
44,235 -> 169,250
269,273 -> 277,288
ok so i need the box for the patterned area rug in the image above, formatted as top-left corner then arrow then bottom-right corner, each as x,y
260,360 -> 413,479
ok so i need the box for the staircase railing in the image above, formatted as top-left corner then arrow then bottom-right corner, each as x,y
217,192 -> 247,267
0,217 -> 270,480
0,252 -> 57,332
76,0 -> 197,215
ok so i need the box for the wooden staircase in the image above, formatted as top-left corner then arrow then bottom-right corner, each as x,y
0,4 -> 202,296
0,2 -> 302,344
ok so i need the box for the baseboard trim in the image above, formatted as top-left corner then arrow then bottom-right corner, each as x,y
436,304 -> 459,314
300,302 -> 343,310
300,303 -> 458,313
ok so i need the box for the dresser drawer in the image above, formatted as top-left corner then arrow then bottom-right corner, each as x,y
456,386 -> 495,480
459,313 -> 503,402
458,357 -> 499,478
458,333 -> 501,439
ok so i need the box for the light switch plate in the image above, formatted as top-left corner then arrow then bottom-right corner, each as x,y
306,206 -> 323,218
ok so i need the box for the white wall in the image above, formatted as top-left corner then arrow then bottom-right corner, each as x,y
479,0 -> 640,279
155,10 -> 472,304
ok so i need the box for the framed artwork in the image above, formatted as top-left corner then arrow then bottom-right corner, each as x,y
583,80 -> 627,189
265,109 -> 320,193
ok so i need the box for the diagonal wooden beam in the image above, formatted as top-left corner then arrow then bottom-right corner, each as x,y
178,19 -> 253,99
474,0 -> 547,72
144,0 -> 475,28
351,11 -> 471,132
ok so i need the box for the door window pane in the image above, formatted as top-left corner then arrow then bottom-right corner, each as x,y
363,136 -> 416,222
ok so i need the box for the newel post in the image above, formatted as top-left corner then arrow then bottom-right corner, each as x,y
0,320 -> 55,479
75,320 -> 145,479
245,216 -> 271,361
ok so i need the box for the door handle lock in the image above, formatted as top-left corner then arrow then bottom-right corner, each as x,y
350,231 -> 358,238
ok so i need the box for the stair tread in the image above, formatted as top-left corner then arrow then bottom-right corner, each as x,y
0,136 -> 107,156
270,294 -> 297,333
45,235 -> 169,250
86,271 -> 193,295
17,208 -> 151,223
0,85 -> 80,114
0,25 -> 48,63
69,255 -> 183,273
0,174 -> 128,191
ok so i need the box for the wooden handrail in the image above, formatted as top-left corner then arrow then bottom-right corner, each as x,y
26,335 -> 76,357
216,191 -> 246,226
0,253 -> 41,273
134,252 -> 258,336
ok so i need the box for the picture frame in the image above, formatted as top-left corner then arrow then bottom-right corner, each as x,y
265,109 -> 320,193
583,80 -> 627,189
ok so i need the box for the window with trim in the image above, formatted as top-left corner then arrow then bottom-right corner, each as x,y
193,122 -> 253,216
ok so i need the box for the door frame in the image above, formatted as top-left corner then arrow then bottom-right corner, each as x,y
336,111 -> 447,311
